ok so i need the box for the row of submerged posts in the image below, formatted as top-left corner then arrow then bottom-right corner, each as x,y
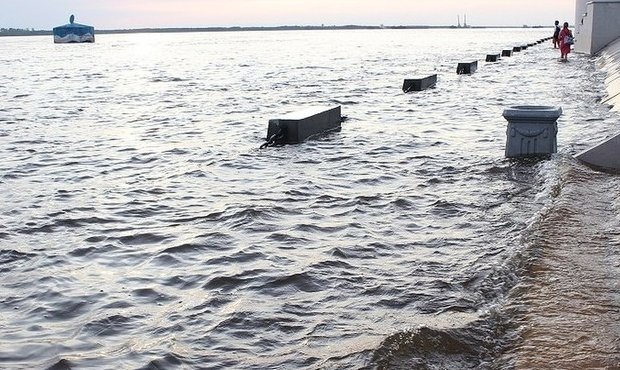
51,17 -> 615,171
262,36 -> 564,160
54,14 -> 557,159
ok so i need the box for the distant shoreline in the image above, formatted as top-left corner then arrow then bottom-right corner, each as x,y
0,24 -> 551,37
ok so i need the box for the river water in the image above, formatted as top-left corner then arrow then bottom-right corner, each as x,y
1,29 -> 619,369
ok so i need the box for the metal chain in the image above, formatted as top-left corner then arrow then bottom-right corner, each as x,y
259,127 -> 285,149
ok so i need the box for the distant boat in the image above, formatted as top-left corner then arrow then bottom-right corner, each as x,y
53,15 -> 95,43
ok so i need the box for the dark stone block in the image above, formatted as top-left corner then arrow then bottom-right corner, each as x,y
267,106 -> 342,144
513,46 -> 522,52
457,61 -> 478,75
502,49 -> 513,57
402,74 -> 438,93
486,54 -> 501,62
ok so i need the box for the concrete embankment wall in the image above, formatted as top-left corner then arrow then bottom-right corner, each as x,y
598,37 -> 620,111
575,0 -> 620,55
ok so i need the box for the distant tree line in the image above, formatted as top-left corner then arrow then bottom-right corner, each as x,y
0,24 -> 550,37
0,28 -> 49,36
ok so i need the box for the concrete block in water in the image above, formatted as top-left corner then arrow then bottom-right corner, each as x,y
402,74 -> 437,92
502,49 -> 514,57
576,132 -> 620,172
486,54 -> 501,62
457,61 -> 478,75
53,15 -> 95,44
503,105 -> 563,158
521,45 -> 529,50
513,46 -> 522,52
267,105 -> 342,144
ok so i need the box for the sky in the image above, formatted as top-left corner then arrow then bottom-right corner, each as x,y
1,0 -> 576,30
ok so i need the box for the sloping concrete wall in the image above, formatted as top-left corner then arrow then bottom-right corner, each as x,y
576,37 -> 620,171
598,37 -> 620,110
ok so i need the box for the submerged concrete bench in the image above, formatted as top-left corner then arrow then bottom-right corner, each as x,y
486,54 -> 501,62
457,61 -> 478,75
576,133 -> 620,172
502,49 -> 514,57
402,74 -> 437,92
266,105 -> 342,145
513,46 -> 522,52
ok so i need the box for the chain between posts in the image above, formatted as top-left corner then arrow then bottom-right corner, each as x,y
259,127 -> 285,149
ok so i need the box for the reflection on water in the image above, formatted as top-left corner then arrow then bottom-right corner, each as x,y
0,29 -> 619,368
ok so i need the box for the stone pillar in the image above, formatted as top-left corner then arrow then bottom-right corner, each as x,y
502,106 -> 563,158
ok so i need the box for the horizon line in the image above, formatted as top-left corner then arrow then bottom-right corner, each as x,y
0,24 -> 553,36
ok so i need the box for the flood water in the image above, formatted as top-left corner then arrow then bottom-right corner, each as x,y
1,29 -> 619,369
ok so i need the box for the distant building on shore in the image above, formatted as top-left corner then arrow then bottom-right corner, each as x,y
53,15 -> 95,43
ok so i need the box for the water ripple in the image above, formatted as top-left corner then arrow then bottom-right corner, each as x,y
1,29 -> 618,369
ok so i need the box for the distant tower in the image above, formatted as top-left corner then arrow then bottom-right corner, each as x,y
464,14 -> 468,28
457,15 -> 461,28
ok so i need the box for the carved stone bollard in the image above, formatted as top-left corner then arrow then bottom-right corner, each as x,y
502,106 -> 563,158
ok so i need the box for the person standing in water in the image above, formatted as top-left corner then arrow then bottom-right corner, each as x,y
559,22 -> 573,61
553,20 -> 561,48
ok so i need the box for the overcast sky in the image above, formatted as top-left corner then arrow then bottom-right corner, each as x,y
2,0 -> 576,29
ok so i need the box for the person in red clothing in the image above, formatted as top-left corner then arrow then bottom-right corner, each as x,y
559,22 -> 573,61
